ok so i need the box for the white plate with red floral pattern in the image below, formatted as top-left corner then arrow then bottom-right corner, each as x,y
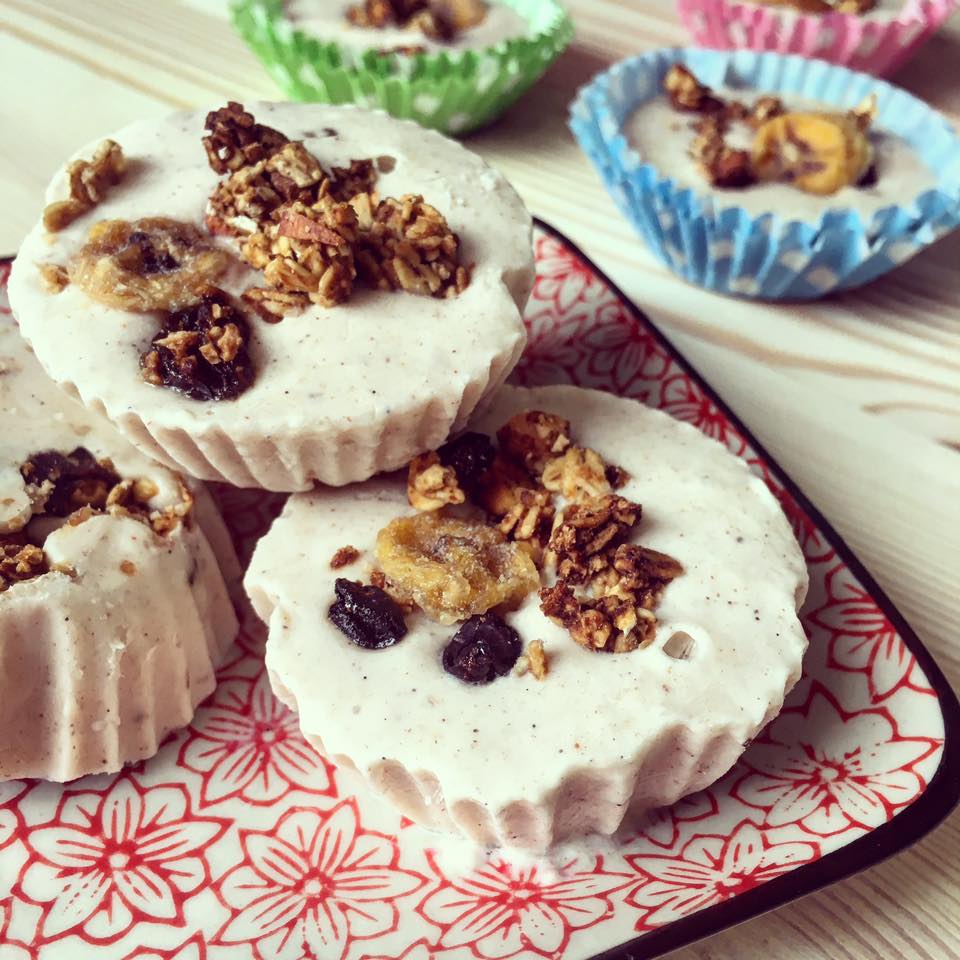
1,221 -> 957,960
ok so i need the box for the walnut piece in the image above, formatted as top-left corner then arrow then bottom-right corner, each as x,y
346,0 -> 486,39
497,410 -> 571,475
69,217 -> 231,312
331,545 -> 361,569
43,139 -> 126,233
664,64 -> 725,114
38,263 -> 70,294
472,452 -> 535,517
407,452 -> 465,511
203,101 -> 289,175
375,512 -> 539,625
514,638 -> 548,680
353,193 -> 470,298
141,287 -> 254,401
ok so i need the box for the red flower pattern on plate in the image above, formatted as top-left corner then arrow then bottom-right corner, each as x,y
532,234 -> 602,315
657,373 -> 747,456
180,670 -> 336,806
123,933 -> 207,960
215,800 -> 426,960
0,228 -> 948,958
732,687 -> 939,834
813,564 -> 933,702
17,778 -> 227,944
625,822 -> 819,928
419,855 -> 631,959
0,781 -> 27,851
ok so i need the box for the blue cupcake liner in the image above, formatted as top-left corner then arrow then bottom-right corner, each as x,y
570,48 -> 960,300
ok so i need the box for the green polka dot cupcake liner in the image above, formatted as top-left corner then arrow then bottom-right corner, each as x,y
229,0 -> 574,136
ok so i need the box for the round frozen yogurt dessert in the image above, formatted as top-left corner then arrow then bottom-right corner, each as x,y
286,0 -> 532,53
246,384 -> 809,851
8,101 -> 533,491
625,63 -> 937,222
0,312 -> 239,781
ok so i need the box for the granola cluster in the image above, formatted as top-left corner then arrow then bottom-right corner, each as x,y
2,448 -> 193,590
663,64 -> 876,195
0,535 -> 48,593
204,102 -> 470,318
392,408 -> 681,656
43,139 -> 126,233
346,0 -> 487,43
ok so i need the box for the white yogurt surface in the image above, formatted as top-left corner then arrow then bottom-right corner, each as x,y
285,0 -> 531,51
624,91 -> 936,222
247,385 -> 808,838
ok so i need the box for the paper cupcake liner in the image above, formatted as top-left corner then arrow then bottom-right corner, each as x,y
676,0 -> 958,77
229,0 -> 573,135
570,48 -> 960,300
0,514 -> 237,781
62,335 -> 524,491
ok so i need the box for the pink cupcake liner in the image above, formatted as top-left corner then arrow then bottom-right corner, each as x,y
676,0 -> 958,76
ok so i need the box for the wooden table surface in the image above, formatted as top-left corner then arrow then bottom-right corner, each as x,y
1,1 -> 959,956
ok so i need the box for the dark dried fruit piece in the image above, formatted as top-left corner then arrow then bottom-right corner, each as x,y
21,448 -> 121,517
442,613 -> 521,684
203,102 -> 289,175
328,577 -> 408,649
140,287 -> 254,402
437,431 -> 495,489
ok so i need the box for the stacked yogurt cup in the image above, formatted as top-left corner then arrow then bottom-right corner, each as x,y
3,100 -> 810,853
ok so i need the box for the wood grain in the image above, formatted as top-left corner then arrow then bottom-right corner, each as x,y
1,2 -> 959,956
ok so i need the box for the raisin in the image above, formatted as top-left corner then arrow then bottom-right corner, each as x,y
21,447 -> 120,516
437,431 -> 495,489
140,287 -> 255,402
328,578 -> 408,649
442,613 -> 522,684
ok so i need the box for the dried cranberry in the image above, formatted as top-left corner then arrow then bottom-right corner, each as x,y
442,613 -> 521,684
438,432 -> 494,488
329,578 -> 407,649
21,447 -> 120,516
141,287 -> 254,402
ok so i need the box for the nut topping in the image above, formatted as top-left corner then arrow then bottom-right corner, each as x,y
0,536 -> 48,592
407,452 -> 465,511
665,64 -> 725,114
43,139 -> 126,233
203,101 -> 289,175
497,410 -> 571,475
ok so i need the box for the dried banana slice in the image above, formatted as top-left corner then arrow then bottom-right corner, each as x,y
752,111 -> 873,196
375,512 -> 539,624
69,217 -> 231,312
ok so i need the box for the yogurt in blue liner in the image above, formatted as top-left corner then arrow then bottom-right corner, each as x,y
570,48 -> 960,300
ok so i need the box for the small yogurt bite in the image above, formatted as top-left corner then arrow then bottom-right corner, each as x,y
246,385 -> 809,852
625,63 -> 937,223
8,101 -> 533,491
286,0 -> 532,54
0,312 -> 239,782
751,0 -> 907,17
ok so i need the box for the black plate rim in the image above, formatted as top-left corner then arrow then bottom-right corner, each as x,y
529,217 -> 960,960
